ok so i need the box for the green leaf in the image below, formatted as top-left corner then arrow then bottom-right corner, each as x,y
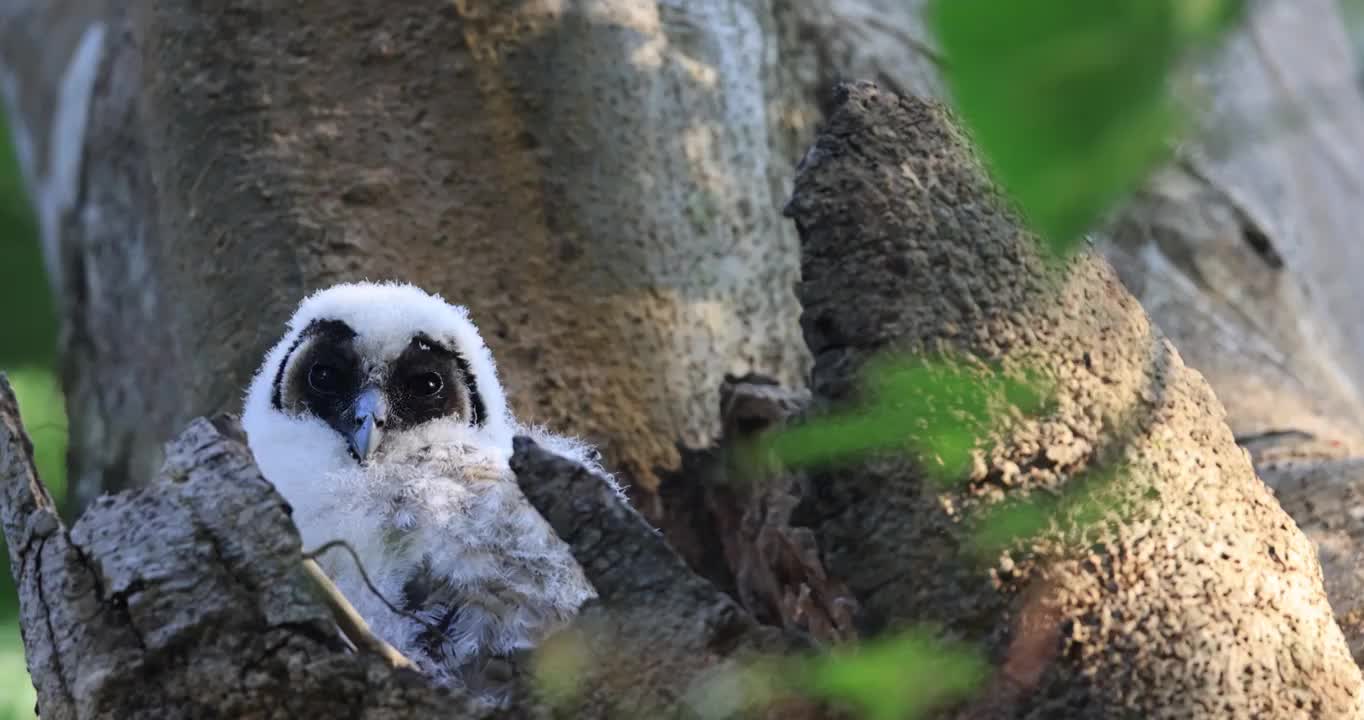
930,0 -> 1246,252
767,356 -> 1050,486
971,462 -> 1131,557
802,627 -> 987,720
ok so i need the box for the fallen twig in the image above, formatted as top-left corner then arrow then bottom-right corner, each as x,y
300,555 -> 417,672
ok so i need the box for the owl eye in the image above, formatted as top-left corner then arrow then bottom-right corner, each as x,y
407,371 -> 444,398
308,363 -> 343,396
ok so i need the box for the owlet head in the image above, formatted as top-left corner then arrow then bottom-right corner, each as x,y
243,282 -> 513,470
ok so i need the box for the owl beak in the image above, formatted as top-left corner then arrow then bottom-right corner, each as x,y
349,385 -> 388,462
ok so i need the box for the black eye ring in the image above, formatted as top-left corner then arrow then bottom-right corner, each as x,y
308,363 -> 342,396
410,371 -> 443,398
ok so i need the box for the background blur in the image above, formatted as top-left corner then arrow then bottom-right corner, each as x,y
0,116 -> 63,720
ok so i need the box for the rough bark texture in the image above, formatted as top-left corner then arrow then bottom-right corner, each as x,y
1253,437 -> 1364,666
0,378 -> 476,719
0,374 -> 807,719
24,0 -> 1364,668
781,0 -> 1364,441
785,83 -> 1364,718
772,0 -> 1364,662
1093,0 -> 1364,660
12,0 -> 1364,647
3,0 -> 812,519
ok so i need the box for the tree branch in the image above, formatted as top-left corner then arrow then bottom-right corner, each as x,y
508,436 -> 802,716
299,555 -> 416,672
1,375 -> 484,719
3,372 -> 807,718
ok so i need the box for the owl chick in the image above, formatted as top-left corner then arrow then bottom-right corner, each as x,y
241,281 -> 607,701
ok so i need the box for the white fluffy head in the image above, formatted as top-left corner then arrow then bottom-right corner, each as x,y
242,281 -> 516,481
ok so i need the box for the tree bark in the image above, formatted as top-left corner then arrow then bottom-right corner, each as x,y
7,80 -> 1362,718
773,0 -> 1364,663
783,0 -> 1364,435
1092,0 -> 1364,665
1101,0 -> 1364,445
0,375 -> 805,719
0,382 -> 475,719
786,83 -> 1363,718
3,0 -> 813,520
12,0 -> 1364,638
9,0 -> 1364,714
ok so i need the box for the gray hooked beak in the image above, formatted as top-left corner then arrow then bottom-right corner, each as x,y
349,385 -> 388,462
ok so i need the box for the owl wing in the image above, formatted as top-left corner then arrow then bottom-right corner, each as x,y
392,449 -> 591,698
399,552 -> 532,700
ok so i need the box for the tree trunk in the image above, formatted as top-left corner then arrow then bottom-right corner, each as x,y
777,0 -> 1364,664
788,0 -> 1364,436
3,0 -> 814,521
1100,0 -> 1364,445
1,0 -> 166,512
6,79 -> 1362,718
1094,0 -> 1364,666
787,82 -> 1362,718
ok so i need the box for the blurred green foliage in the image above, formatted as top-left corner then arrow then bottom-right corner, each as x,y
969,461 -> 1129,558
1,113 -> 59,720
801,630 -> 987,720
0,129 -> 56,369
768,357 -> 1050,485
1343,0 -> 1364,61
930,0 -> 1245,254
0,620 -> 35,720
687,629 -> 986,720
